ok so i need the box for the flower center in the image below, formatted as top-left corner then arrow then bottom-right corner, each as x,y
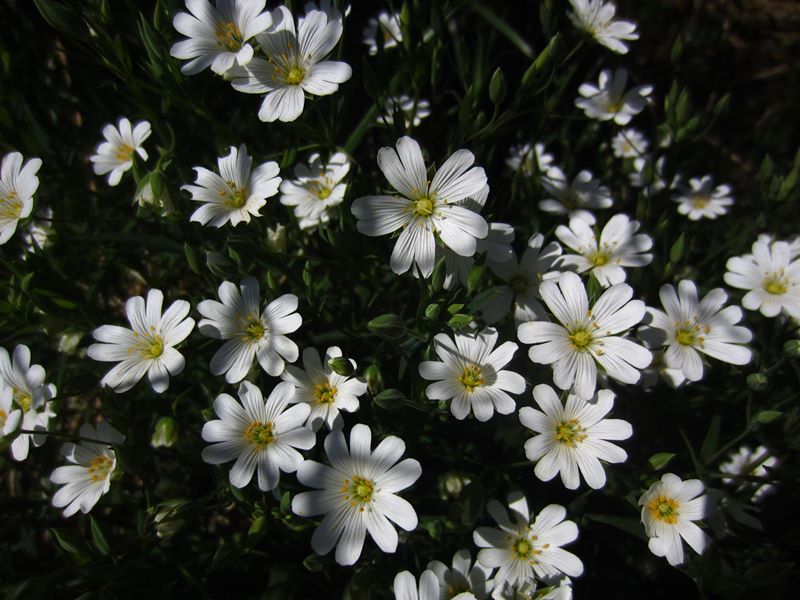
244,421 -> 275,449
458,365 -> 485,392
285,66 -> 306,85
510,275 -> 529,293
647,495 -> 680,524
115,143 -> 134,162
511,532 -> 543,563
141,335 -> 164,359
0,191 -> 23,220
313,381 -> 338,405
215,20 -> 243,51
568,327 -> 593,351
555,419 -> 587,447
12,387 -> 33,412
608,99 -> 623,113
242,316 -> 267,342
412,197 -> 434,217
588,250 -> 610,267
221,181 -> 248,209
87,455 -> 114,482
341,475 -> 375,511
691,194 -> 710,209
763,274 -> 788,296
0,408 -> 7,428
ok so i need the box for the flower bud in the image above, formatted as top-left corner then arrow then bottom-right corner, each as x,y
134,171 -> 175,217
746,373 -> 768,392
783,339 -> 800,358
265,224 -> 287,253
151,416 -> 178,448
328,356 -> 355,377
363,364 -> 383,395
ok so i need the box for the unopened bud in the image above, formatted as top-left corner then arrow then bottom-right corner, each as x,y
134,172 -> 175,217
328,356 -> 355,377
367,314 -> 406,340
746,373 -> 768,392
363,364 -> 383,395
783,339 -> 800,358
265,224 -> 287,253
151,416 -> 178,448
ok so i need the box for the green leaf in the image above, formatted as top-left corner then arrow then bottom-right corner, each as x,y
303,554 -> 325,572
33,0 -> 86,39
89,516 -> 110,555
447,313 -> 473,329
367,314 -> 406,340
50,528 -> 89,556
700,415 -> 721,462
670,35 -> 683,65
373,388 -> 407,411
669,234 -> 685,264
184,242 -> 202,274
470,3 -> 534,58
648,452 -> 676,470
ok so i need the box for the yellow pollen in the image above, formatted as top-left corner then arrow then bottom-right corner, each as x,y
215,20 -> 243,51
12,388 -> 33,412
285,66 -> 305,85
568,327 -> 593,350
244,421 -> 275,449
242,316 -> 266,342
141,335 -> 164,359
342,475 -> 375,507
458,365 -> 485,392
412,197 -> 434,217
222,182 -> 249,208
313,381 -> 338,405
763,275 -> 788,296
589,251 -> 610,267
510,275 -> 529,293
87,455 -> 114,482
608,100 -> 623,113
555,419 -> 587,447
511,534 -> 541,562
115,143 -> 134,161
0,408 -> 6,427
691,194 -> 710,209
647,495 -> 680,524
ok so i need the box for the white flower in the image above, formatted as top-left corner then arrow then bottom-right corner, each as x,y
201,380 -> 315,491
419,327 -> 525,422
719,445 -> 778,503
575,69 -> 652,125
481,234 -> 563,324
184,144 -> 281,227
0,344 -> 57,461
50,420 -> 125,517
639,349 -> 687,391
555,214 -> 653,287
491,577 -> 573,600
567,0 -> 638,54
428,549 -> 493,599
169,0 -> 271,75
21,207 -> 53,255
638,280 -> 752,382
87,289 -> 195,393
302,0 -> 350,25
672,175 -> 734,221
281,346 -> 367,431
231,6 -> 352,122
639,473 -> 709,567
628,155 -> 673,193
724,239 -> 800,319
540,168 -> 613,222
474,492 -> 583,587
394,570 -> 446,600
279,151 -> 350,229
364,11 -> 402,55
506,143 -> 554,177
517,272 -> 652,400
519,385 -> 632,490
754,233 -> 800,260
445,222 -> 516,291
351,136 -> 488,278
380,94 -> 432,128
0,151 -> 41,246
292,424 -> 421,566
198,276 -> 302,382
0,386 -> 22,451
611,129 -> 648,158
90,118 -> 151,186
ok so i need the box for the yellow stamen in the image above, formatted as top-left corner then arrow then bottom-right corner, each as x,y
87,455 -> 114,482
555,419 -> 587,447
0,191 -> 23,220
115,144 -> 134,162
223,181 -> 249,209
341,475 -> 375,510
244,421 -> 275,449
647,495 -> 680,524
763,274 -> 788,296
141,335 -> 164,359
588,251 -> 610,267
313,381 -> 338,405
241,316 -> 266,342
412,197 -> 434,217
215,20 -> 243,51
691,194 -> 710,209
12,388 -> 33,412
568,327 -> 593,350
458,365 -> 485,392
